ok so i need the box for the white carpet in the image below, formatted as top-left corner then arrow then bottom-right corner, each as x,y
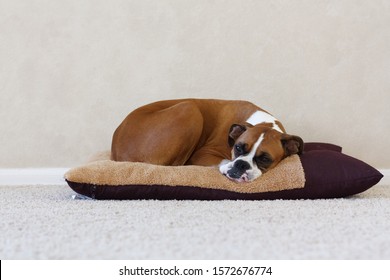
1,184 -> 389,259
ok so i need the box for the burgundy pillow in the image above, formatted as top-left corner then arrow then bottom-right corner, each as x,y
263,150 -> 382,199
65,143 -> 383,200
303,142 -> 342,153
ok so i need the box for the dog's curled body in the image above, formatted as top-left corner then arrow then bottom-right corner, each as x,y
111,99 -> 303,182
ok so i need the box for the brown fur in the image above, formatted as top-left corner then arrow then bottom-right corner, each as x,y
111,99 -> 302,170
112,99 -> 262,165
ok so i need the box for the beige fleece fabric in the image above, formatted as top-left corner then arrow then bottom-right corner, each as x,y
64,152 -> 305,194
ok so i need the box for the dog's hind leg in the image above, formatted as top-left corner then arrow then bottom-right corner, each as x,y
111,101 -> 203,165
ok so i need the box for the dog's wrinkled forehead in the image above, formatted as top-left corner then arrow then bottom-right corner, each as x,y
238,126 -> 280,149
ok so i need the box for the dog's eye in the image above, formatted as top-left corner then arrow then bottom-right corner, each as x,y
255,154 -> 272,165
234,144 -> 244,155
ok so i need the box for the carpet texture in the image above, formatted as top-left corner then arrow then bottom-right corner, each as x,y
1,184 -> 389,259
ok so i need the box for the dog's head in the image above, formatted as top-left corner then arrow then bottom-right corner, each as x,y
219,123 -> 304,183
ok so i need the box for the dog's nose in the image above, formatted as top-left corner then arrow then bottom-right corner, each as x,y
227,160 -> 251,180
233,160 -> 250,172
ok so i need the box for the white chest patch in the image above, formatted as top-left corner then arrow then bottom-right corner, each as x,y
246,110 -> 283,133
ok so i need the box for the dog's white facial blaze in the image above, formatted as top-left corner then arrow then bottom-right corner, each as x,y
246,110 -> 283,133
219,133 -> 264,182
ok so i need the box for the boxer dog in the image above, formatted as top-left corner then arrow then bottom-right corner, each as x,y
111,99 -> 303,183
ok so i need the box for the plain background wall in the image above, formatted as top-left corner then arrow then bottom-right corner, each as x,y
1,0 -> 389,168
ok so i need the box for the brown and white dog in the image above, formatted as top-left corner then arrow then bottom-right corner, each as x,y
111,99 -> 303,183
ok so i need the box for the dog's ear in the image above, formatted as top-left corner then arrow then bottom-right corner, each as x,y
281,134 -> 304,156
228,124 -> 247,147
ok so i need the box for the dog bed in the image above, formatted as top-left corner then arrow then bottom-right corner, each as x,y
64,143 -> 383,200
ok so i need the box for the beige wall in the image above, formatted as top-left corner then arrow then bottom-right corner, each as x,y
1,0 -> 389,168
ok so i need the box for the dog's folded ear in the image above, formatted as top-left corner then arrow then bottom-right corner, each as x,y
281,134 -> 304,156
228,124 -> 247,147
